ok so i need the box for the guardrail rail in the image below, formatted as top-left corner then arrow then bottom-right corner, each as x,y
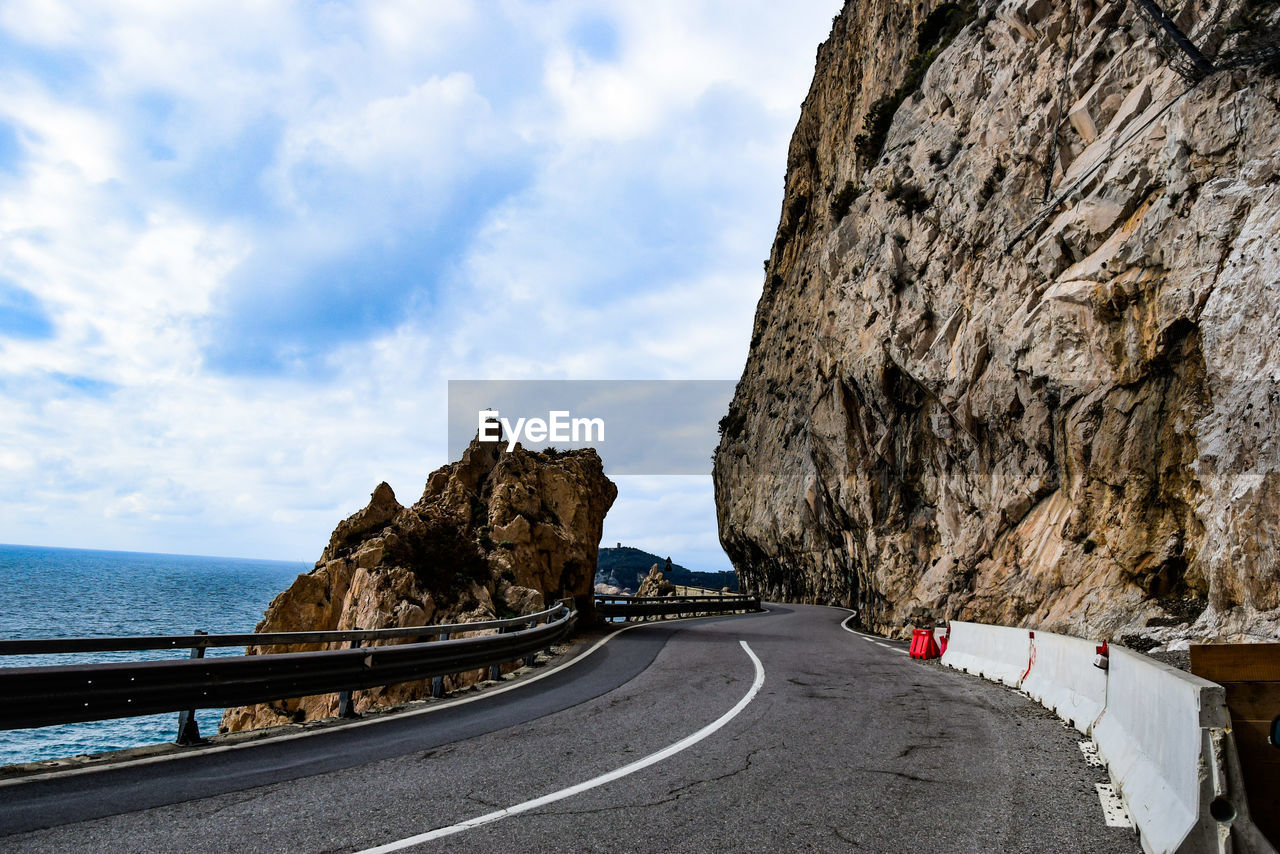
0,602 -> 575,744
594,593 -> 761,621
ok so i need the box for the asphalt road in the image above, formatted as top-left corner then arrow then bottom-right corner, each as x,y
1,604 -> 1140,853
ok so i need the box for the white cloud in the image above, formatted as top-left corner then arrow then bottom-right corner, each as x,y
0,83 -> 120,181
0,0 -> 87,47
362,0 -> 475,57
268,71 -> 513,219
0,0 -> 842,565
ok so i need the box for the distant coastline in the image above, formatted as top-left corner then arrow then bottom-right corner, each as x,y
0,542 -> 310,566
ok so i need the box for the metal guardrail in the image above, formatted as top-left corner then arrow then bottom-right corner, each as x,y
594,594 -> 761,620
0,603 -> 575,742
0,604 -> 567,656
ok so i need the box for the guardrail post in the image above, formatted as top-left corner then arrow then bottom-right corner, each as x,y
545,603 -> 566,657
336,631 -> 362,719
489,626 -> 504,681
524,615 -> 539,667
431,631 -> 449,698
174,630 -> 207,745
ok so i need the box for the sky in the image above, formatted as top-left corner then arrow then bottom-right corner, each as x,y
0,0 -> 843,572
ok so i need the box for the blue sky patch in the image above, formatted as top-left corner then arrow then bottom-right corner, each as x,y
0,122 -> 23,173
0,32 -> 91,95
570,15 -> 620,62
133,91 -> 178,162
202,167 -> 524,376
0,279 -> 54,340
49,372 -> 118,397
166,115 -> 285,219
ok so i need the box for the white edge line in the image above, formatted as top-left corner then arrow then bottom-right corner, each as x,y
839,613 -> 909,655
355,639 -> 766,854
0,621 -> 657,789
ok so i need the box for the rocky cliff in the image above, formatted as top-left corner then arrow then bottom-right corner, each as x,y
714,0 -> 1280,645
222,439 -> 615,731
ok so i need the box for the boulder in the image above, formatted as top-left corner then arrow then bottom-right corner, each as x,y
221,439 -> 615,731
635,565 -> 677,597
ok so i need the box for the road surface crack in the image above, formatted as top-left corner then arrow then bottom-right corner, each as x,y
528,744 -> 774,818
193,789 -> 274,821
855,767 -> 945,785
463,786 -> 502,808
829,823 -> 859,845
662,744 -> 768,797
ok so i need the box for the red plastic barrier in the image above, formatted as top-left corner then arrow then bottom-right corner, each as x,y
910,628 -> 941,660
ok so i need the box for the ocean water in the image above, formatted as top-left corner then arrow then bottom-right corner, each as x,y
0,544 -> 308,767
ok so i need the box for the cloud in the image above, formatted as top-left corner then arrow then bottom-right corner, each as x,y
0,0 -> 843,565
269,73 -> 507,212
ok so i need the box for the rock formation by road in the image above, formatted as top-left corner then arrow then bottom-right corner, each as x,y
635,565 -> 678,597
222,439 -> 615,731
714,0 -> 1280,644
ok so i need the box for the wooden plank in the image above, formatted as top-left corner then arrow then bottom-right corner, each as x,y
1190,643 -> 1280,682
1221,682 -> 1280,723
1189,646 -> 1280,845
1233,718 -> 1280,754
1249,790 -> 1280,846
1229,700 -> 1280,846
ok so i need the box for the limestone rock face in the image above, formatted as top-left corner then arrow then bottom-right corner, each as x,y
222,440 -> 615,731
635,565 -> 677,597
714,0 -> 1280,644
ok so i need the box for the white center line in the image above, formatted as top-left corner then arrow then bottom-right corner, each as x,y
355,639 -> 767,853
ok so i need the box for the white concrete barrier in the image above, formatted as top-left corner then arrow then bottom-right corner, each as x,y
1021,630 -> 1107,735
939,621 -> 1029,687
938,622 -> 1271,854
1092,647 -> 1243,854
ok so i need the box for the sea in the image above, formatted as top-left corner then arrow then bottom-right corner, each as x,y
0,544 -> 308,768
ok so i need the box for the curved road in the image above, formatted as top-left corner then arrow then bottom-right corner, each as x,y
1,604 -> 1138,853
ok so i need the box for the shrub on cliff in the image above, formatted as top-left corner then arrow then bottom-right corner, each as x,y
393,508 -> 489,594
854,2 -> 977,165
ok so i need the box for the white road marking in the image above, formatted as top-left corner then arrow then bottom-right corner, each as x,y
0,621 -> 653,789
875,643 -> 909,655
1078,740 -> 1105,768
839,615 -> 908,654
354,640 -> 767,853
1095,783 -> 1133,827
